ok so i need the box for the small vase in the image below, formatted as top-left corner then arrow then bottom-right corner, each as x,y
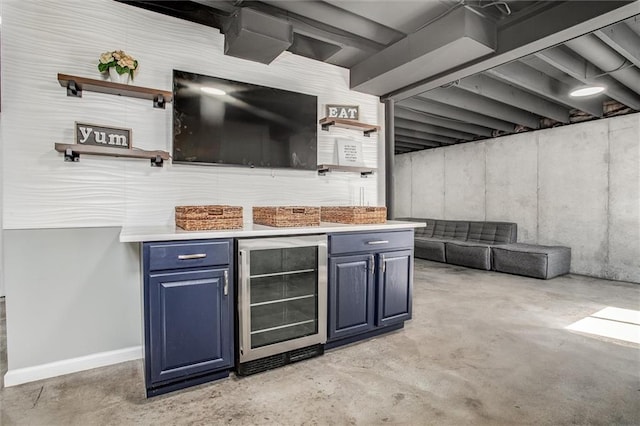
108,67 -> 130,84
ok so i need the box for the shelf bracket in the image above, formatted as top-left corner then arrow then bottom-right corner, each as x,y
360,170 -> 373,178
64,148 -> 80,162
66,80 -> 82,98
150,155 -> 164,167
317,167 -> 330,176
321,122 -> 332,131
363,129 -> 375,137
153,94 -> 166,109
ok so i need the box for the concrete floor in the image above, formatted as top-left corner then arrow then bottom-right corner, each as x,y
1,260 -> 639,425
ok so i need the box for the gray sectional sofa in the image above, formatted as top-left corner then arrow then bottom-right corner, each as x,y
402,218 -> 571,279
405,219 -> 517,270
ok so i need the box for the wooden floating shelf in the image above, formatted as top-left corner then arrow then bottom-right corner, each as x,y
319,117 -> 380,137
317,164 -> 376,177
55,143 -> 170,167
57,73 -> 172,108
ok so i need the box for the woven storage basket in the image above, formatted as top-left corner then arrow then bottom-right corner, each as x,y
175,205 -> 243,231
253,206 -> 320,227
321,206 -> 387,224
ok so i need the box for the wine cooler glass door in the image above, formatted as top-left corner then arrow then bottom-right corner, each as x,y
238,235 -> 327,363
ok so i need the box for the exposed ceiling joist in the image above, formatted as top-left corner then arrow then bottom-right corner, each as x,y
419,86 -> 541,128
486,61 -> 604,117
395,139 -> 441,148
564,34 -> 640,96
395,117 -> 476,141
394,127 -> 458,145
456,73 -> 570,123
595,21 -> 640,68
394,106 -> 493,137
535,46 -> 640,111
385,1 -> 640,101
395,146 -> 414,154
398,97 -> 515,133
396,136 -> 441,148
350,6 -> 497,95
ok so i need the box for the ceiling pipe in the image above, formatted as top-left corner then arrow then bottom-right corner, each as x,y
564,34 -> 640,96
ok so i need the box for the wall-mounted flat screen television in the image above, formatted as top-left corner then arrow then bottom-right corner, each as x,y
172,70 -> 318,170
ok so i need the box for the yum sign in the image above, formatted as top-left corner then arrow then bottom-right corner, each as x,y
75,122 -> 131,149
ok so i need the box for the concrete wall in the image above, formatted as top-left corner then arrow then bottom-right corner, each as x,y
395,113 -> 640,283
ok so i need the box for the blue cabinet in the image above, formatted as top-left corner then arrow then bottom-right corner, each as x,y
328,254 -> 375,340
327,231 -> 414,348
377,249 -> 413,327
143,239 -> 234,397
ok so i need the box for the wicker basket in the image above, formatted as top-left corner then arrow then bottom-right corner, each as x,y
321,206 -> 387,224
253,206 -> 320,227
175,205 -> 243,231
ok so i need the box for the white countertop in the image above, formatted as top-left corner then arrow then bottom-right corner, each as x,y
120,220 -> 425,242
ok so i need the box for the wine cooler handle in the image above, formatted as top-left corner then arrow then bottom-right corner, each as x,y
223,270 -> 229,296
238,249 -> 250,356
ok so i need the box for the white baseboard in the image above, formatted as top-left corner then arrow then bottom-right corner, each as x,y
3,346 -> 142,387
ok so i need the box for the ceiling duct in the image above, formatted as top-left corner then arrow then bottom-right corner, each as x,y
350,6 -> 497,96
224,8 -> 293,64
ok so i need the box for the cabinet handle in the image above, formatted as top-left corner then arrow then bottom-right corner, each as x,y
223,270 -> 229,296
381,254 -> 386,274
177,253 -> 207,260
369,255 -> 374,275
367,240 -> 389,245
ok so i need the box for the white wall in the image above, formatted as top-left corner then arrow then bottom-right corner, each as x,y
395,113 -> 640,283
1,0 -> 382,230
1,0 -> 382,381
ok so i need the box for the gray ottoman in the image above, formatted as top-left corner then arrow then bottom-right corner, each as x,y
491,243 -> 571,279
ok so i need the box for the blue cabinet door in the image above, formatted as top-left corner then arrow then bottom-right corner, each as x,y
377,250 -> 413,327
328,254 -> 375,341
147,268 -> 233,385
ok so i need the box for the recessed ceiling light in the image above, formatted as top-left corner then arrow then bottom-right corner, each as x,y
201,87 -> 226,96
569,85 -> 606,97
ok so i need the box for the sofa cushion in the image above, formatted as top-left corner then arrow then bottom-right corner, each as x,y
445,241 -> 493,270
492,243 -> 571,279
414,237 -> 446,262
395,218 -> 434,238
432,221 -> 469,240
467,222 -> 517,244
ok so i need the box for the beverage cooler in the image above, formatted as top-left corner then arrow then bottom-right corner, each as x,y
236,235 -> 327,375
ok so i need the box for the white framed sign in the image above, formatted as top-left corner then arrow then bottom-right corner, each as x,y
336,138 -> 364,166
75,122 -> 132,149
326,105 -> 359,120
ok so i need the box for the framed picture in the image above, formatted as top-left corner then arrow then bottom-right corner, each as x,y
75,122 -> 132,149
336,138 -> 364,166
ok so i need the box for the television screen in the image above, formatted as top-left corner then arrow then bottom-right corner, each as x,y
172,70 -> 318,170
